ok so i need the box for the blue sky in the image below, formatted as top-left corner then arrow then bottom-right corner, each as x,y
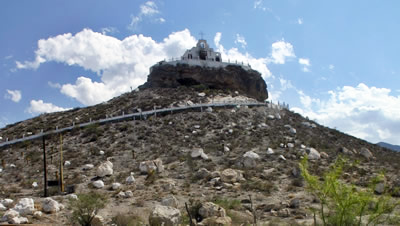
1,0 -> 400,145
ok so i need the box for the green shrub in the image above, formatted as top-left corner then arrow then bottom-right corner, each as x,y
300,156 -> 400,226
69,192 -> 108,226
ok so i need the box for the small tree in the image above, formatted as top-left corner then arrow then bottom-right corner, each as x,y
299,156 -> 400,225
69,192 -> 108,226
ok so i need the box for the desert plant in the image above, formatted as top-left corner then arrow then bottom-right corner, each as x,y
300,156 -> 400,226
69,192 -> 108,226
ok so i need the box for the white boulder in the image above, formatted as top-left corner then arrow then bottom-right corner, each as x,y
93,180 -> 104,189
64,161 -> 71,166
33,211 -> 43,219
99,150 -> 105,155
191,148 -> 209,160
112,182 -> 122,190
13,198 -> 34,216
149,205 -> 181,226
83,164 -> 94,170
279,155 -> 287,161
139,159 -> 164,174
243,151 -> 260,168
126,172 -> 135,184
224,146 -> 230,152
42,198 -> 62,213
96,160 -> 113,177
1,199 -> 13,208
10,216 -> 28,224
67,194 -> 78,200
1,209 -> 19,222
0,203 -> 6,211
307,148 -> 321,160
32,182 -> 38,188
267,148 -> 274,155
360,147 -> 373,160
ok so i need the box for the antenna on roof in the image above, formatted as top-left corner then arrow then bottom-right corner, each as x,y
199,31 -> 205,40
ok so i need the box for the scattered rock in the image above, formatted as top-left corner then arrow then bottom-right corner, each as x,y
196,168 -> 211,180
279,155 -> 287,161
12,198 -> 34,216
112,182 -> 122,190
10,216 -> 28,224
64,161 -> 71,166
125,190 -> 133,197
42,198 -> 63,213
267,115 -> 275,120
375,183 -> 385,195
201,216 -> 232,226
289,198 -> 301,209
67,194 -> 78,200
159,179 -> 176,192
198,92 -> 206,97
194,125 -> 201,129
126,172 -> 135,184
191,148 -> 209,160
287,143 -> 295,148
307,148 -> 321,160
139,159 -> 164,174
199,202 -> 226,218
0,203 -> 6,211
96,160 -> 113,177
290,128 -> 297,135
33,211 -> 43,219
320,152 -> 329,159
267,148 -> 274,155
32,181 -> 38,188
99,150 -> 105,155
205,107 -> 213,112
224,146 -> 230,152
93,180 -> 105,189
242,151 -> 260,168
1,199 -> 13,208
360,148 -> 373,160
1,209 -> 19,223
339,147 -> 352,155
221,169 -> 244,183
161,195 -> 178,208
83,164 -> 94,170
149,205 -> 181,226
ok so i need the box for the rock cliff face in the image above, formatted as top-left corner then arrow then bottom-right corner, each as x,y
139,64 -> 268,101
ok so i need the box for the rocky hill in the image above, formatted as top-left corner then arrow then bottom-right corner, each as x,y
140,64 -> 268,102
0,77 -> 400,225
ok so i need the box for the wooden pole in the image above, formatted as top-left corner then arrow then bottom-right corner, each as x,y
59,134 -> 64,192
42,136 -> 48,197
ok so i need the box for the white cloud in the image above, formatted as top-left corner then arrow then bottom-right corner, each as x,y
127,1 -> 165,31
16,28 -> 196,105
214,32 -> 272,79
329,64 -> 335,70
298,58 -> 311,72
27,100 -> 70,114
101,27 -> 118,35
292,83 -> 400,144
269,40 -> 295,64
279,78 -> 293,91
297,18 -> 303,25
5,89 -> 22,103
234,34 -> 247,48
48,81 -> 61,89
253,0 -> 266,11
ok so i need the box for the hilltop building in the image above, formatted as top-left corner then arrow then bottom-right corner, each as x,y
150,39 -> 251,72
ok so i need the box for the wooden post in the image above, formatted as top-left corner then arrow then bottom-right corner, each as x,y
42,136 -> 48,197
59,134 -> 64,192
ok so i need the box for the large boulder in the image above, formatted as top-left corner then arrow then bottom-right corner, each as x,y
242,151 -> 260,168
220,169 -> 244,183
93,180 -> 105,189
307,148 -> 321,160
42,198 -> 63,213
96,160 -> 113,177
12,198 -> 34,216
201,216 -> 232,226
149,205 -> 181,226
191,148 -> 209,160
1,199 -> 14,208
360,148 -> 373,160
1,209 -> 19,223
199,202 -> 226,219
140,64 -> 268,102
139,159 -> 164,174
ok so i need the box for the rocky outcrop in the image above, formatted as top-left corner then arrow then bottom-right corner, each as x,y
140,64 -> 268,101
149,205 -> 181,226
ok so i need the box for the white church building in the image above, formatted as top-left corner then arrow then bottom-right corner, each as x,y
151,39 -> 251,72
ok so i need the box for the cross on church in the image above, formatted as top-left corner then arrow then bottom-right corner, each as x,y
199,31 -> 205,40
